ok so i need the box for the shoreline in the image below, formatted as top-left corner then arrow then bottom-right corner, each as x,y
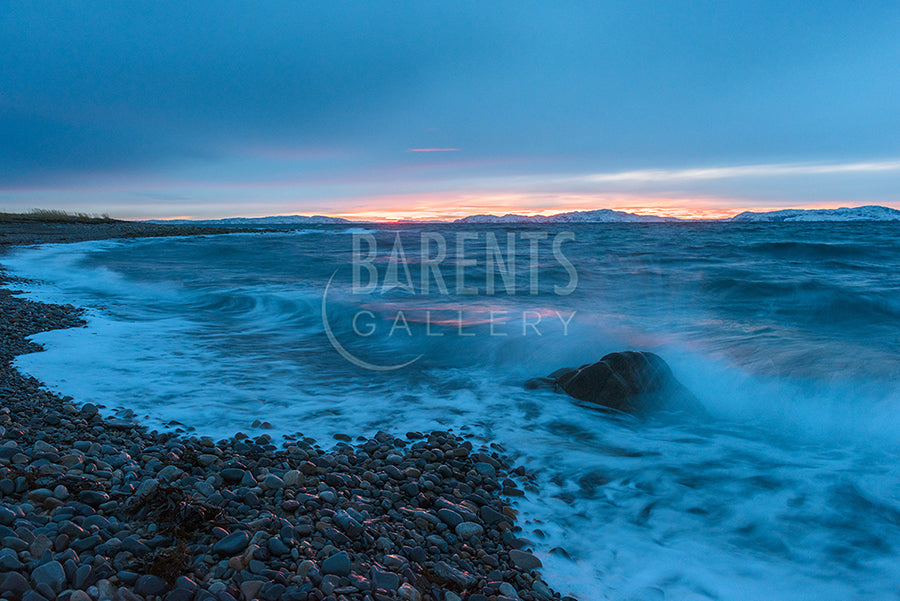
0,222 -> 568,601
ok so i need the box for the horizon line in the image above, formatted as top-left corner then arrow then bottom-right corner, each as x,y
134,203 -> 898,223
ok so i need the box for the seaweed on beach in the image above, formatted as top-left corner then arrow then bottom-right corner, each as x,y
131,483 -> 226,536
143,541 -> 192,584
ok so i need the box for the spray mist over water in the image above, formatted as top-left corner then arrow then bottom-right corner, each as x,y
4,224 -> 900,600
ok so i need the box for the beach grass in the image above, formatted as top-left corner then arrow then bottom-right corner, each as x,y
0,209 -> 119,223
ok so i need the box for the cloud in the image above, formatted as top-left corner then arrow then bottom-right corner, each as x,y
580,160 -> 900,184
3,2 -> 900,216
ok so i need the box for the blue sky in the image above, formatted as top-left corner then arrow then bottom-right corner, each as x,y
2,1 -> 899,219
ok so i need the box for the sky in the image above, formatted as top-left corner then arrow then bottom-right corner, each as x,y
2,1 -> 900,220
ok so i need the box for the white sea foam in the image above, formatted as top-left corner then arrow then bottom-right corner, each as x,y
4,228 -> 900,600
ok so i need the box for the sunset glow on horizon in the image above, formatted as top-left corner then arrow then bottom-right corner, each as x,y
2,3 -> 899,220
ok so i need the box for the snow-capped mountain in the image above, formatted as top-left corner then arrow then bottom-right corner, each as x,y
145,205 -> 900,225
454,209 -> 677,224
730,205 -> 900,222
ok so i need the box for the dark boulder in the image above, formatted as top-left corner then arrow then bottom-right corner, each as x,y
526,351 -> 704,415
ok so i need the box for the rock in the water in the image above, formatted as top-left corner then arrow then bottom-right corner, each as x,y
508,549 -> 543,571
526,351 -> 704,415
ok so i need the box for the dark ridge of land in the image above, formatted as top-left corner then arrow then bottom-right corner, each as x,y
0,221 -> 260,250
0,223 -> 569,601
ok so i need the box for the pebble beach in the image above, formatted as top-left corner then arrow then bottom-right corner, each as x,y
0,222 -> 566,601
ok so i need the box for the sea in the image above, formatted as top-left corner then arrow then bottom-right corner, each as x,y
5,222 -> 900,600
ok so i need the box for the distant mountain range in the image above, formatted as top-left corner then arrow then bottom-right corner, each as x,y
146,205 -> 900,225
729,205 -> 900,222
453,208 -> 675,223
456,205 -> 900,223
147,215 -> 351,225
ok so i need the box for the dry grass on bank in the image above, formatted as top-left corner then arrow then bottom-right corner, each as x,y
0,209 -> 119,223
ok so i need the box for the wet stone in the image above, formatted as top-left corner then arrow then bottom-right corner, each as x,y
212,530 -> 251,555
456,521 -> 484,540
135,574 -> 169,596
371,567 -> 400,591
220,468 -> 244,483
78,490 -> 109,506
0,547 -> 24,569
509,549 -> 543,571
31,560 -> 66,595
322,551 -> 351,576
438,508 -> 464,527
268,537 -> 290,556
2,571 -> 30,595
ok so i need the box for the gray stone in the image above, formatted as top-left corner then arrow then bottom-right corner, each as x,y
74,563 -> 93,589
508,549 -> 543,571
220,468 -> 244,483
268,537 -> 290,556
70,592 -> 93,601
283,470 -> 302,486
433,561 -> 476,588
78,490 -> 110,506
116,570 -> 139,585
2,571 -> 30,595
437,508 -> 463,527
135,574 -> 169,596
157,465 -> 183,482
121,536 -> 151,555
474,462 -> 497,477
0,546 -> 24,569
165,589 -> 194,601
29,534 -> 52,557
197,454 -> 218,466
194,481 -> 215,497
261,583 -> 284,601
135,478 -> 159,500
480,506 -> 506,524
31,560 -> 66,595
532,581 -> 553,601
333,510 -> 363,537
240,580 -> 265,600
33,440 -> 58,454
240,471 -> 257,487
70,534 -> 100,553
174,576 -> 199,591
398,583 -> 421,601
455,521 -> 484,540
371,567 -> 400,591
321,551 -> 351,576
262,474 -> 284,489
212,530 -> 250,555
